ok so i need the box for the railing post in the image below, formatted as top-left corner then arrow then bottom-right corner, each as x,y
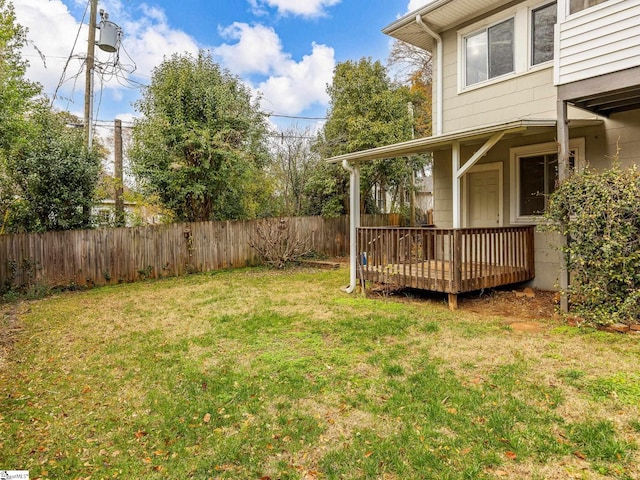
450,229 -> 462,310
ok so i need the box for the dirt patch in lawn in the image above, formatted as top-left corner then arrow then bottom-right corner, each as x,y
461,287 -> 558,321
367,283 -> 558,322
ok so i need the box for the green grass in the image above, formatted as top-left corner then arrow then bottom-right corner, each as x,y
1,267 -> 639,479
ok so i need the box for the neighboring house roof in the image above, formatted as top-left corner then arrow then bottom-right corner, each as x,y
326,118 -> 602,164
383,0 -> 506,51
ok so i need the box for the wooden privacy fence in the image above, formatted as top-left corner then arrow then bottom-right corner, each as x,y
0,215 -> 392,290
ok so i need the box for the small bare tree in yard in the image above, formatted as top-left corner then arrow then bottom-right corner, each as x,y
249,218 -> 310,268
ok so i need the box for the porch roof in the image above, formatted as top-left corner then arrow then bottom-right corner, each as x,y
325,118 -> 602,164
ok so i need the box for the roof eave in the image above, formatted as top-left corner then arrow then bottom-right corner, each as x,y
382,0 -> 454,36
325,119 -> 601,164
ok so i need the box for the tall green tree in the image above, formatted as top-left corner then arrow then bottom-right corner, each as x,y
129,51 -> 270,222
313,58 -> 424,215
0,0 -> 40,153
3,105 -> 101,232
0,1 -> 101,234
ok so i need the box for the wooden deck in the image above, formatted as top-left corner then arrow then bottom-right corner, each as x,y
357,226 -> 535,309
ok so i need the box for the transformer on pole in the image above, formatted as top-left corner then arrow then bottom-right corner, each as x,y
84,1 -> 122,150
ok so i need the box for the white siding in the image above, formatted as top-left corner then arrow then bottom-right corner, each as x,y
556,0 -> 640,85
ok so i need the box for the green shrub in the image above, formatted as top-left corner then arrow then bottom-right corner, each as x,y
544,163 -> 640,326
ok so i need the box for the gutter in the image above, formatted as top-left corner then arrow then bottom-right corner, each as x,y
416,14 -> 443,135
341,159 -> 360,293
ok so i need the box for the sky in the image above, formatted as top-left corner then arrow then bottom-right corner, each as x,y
14,0 -> 431,133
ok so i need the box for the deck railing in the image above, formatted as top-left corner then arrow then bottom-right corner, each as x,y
357,226 -> 535,296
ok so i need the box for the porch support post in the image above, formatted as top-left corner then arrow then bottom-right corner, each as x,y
452,140 -> 461,228
342,160 -> 361,293
557,98 -> 570,313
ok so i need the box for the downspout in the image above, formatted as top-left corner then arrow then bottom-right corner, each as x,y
416,14 -> 443,135
342,159 -> 360,293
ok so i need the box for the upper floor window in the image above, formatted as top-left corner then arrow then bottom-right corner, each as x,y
464,18 -> 514,86
531,2 -> 557,65
569,0 -> 609,14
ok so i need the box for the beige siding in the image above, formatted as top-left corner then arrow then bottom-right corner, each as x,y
440,28 -> 558,133
433,150 -> 454,228
531,230 -> 564,290
556,0 -> 640,85
600,111 -> 640,168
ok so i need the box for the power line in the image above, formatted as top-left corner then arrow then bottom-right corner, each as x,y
266,112 -> 327,120
52,0 -> 90,106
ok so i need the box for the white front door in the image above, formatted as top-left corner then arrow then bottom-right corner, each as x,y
465,164 -> 502,228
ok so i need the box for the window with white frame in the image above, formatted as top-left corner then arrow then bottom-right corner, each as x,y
531,2 -> 556,66
510,139 -> 585,222
569,0 -> 609,14
460,1 -> 557,89
464,18 -> 514,86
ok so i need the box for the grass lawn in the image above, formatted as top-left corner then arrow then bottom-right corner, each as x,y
1,267 -> 639,479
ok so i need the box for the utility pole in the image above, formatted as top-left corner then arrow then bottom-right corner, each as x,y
114,119 -> 125,227
84,0 -> 98,150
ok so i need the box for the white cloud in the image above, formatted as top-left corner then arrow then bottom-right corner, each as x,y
120,15 -> 199,78
213,23 -> 335,115
407,0 -> 432,12
15,1 -> 333,120
14,0 -> 200,117
14,0 -> 85,95
213,23 -> 287,76
250,0 -> 341,17
256,42 -> 334,114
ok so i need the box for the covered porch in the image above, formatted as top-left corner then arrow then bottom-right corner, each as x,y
326,120 -> 552,307
327,119 -> 601,308
358,225 -> 535,309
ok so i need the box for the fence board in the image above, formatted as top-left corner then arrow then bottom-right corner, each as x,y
0,215 -> 390,290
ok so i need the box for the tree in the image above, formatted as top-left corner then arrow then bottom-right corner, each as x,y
388,40 -> 433,137
314,58 -> 426,215
267,126 -> 320,216
388,40 -> 432,86
0,0 -> 40,153
129,51 -> 270,222
2,105 -> 101,232
1,1 -> 101,233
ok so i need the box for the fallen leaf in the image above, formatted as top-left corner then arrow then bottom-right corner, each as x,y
505,451 -> 517,460
203,413 -> 211,423
573,451 -> 586,460
364,451 -> 373,458
134,430 -> 147,439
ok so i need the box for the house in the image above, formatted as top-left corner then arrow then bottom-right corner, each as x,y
93,198 -> 164,227
328,0 -> 640,308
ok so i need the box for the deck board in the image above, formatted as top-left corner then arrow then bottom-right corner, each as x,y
357,226 -> 536,296
361,260 -> 531,294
